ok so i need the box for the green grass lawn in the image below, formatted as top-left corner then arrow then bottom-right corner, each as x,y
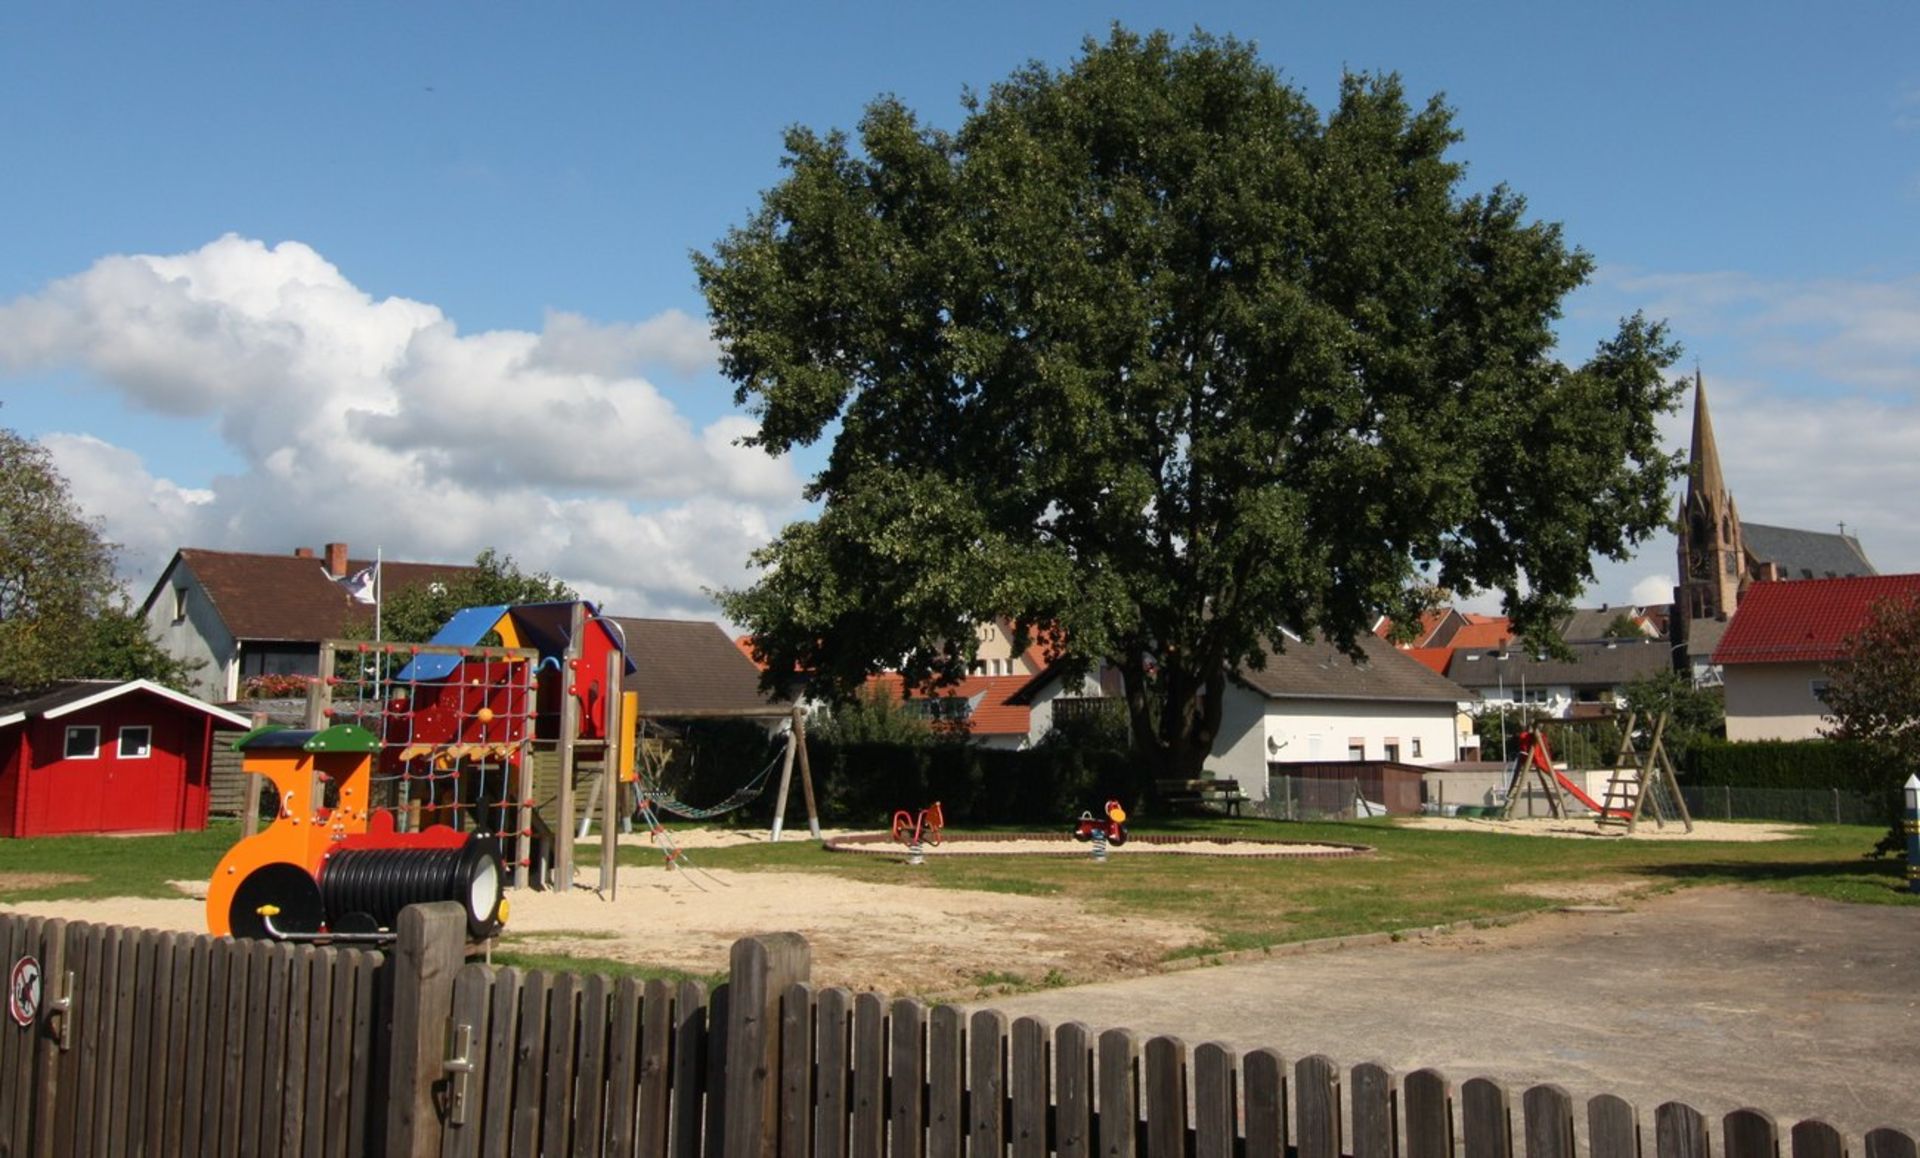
2,816 -> 1910,971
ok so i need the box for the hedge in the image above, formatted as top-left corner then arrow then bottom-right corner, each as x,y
1681,737 -> 1888,793
797,739 -> 1153,828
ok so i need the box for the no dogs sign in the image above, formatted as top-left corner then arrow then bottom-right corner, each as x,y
9,955 -> 41,1027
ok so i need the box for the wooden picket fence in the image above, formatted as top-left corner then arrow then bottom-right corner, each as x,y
2,905 -> 1915,1158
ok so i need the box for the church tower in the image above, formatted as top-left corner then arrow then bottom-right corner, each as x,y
1674,371 -> 1744,622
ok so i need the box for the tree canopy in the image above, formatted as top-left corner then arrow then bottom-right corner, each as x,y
368,548 -> 576,644
1823,592 -> 1920,790
0,427 -> 193,689
699,27 -> 1684,776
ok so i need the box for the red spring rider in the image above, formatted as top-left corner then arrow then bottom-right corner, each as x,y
1072,800 -> 1129,846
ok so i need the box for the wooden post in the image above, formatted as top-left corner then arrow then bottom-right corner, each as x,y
383,903 -> 466,1158
768,712 -> 799,842
601,647 -> 624,896
795,708 -> 822,840
722,933 -> 811,1158
555,603 -> 586,890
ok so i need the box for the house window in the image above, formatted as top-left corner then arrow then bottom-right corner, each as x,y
173,586 -> 189,623
1810,679 -> 1832,705
1411,737 -> 1423,758
64,726 -> 101,759
1383,743 -> 1400,762
1347,744 -> 1365,762
118,726 -> 152,759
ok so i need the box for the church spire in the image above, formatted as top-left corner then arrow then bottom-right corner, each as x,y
1687,368 -> 1726,498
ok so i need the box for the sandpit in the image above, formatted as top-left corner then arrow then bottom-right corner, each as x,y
1395,816 -> 1807,841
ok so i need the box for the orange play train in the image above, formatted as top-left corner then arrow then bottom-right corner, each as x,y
206,724 -> 507,942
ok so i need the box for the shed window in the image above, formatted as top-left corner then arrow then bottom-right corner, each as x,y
118,726 -> 152,759
64,726 -> 100,759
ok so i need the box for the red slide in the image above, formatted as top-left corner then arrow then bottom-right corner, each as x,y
1515,731 -> 1630,819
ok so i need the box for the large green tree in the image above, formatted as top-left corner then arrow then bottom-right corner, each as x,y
699,28 -> 1683,777
0,427 -> 193,689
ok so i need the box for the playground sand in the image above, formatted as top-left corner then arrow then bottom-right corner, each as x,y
1396,816 -> 1805,840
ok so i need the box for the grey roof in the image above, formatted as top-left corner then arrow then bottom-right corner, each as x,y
1559,608 -> 1653,642
611,618 -> 791,718
1444,638 -> 1672,690
1236,632 -> 1470,704
1682,616 -> 1730,661
1742,522 -> 1876,580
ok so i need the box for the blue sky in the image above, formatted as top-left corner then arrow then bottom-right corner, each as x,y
2,1 -> 1915,621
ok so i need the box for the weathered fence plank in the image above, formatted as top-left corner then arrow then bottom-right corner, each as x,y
603,976 -> 645,1158
477,965 -> 523,1158
1462,1077 -> 1514,1158
124,930 -> 158,1157
34,918 -> 71,1158
344,949 -> 385,1158
778,982 -> 815,1158
1588,1094 -> 1642,1158
510,970 -> 552,1158
179,931 -> 219,1157
540,972 -> 581,1158
298,946 -> 334,1158
1523,1085 -> 1576,1158
926,1004 -> 967,1158
1654,1102 -> 1711,1158
246,940 -> 292,1158
851,992 -> 888,1158
1297,1055 -> 1344,1158
0,917 -> 29,1155
813,988 -> 853,1158
669,979 -> 710,1158
1192,1042 -> 1238,1158
1144,1035 -> 1189,1158
702,983 -> 730,1158
890,999 -> 930,1158
1790,1120 -> 1846,1158
1054,1021 -> 1096,1158
441,961 -> 493,1158
1244,1048 -> 1289,1158
636,977 -> 676,1158
1355,1062 -> 1401,1158
1010,1016 -> 1051,1158
573,973 -> 611,1158
725,933 -> 810,1158
389,904 -> 468,1158
971,1010 -> 1011,1158
1405,1069 -> 1456,1158
1725,1109 -> 1780,1158
1097,1028 -> 1140,1158
220,934 -> 258,1158
272,944 -> 313,1158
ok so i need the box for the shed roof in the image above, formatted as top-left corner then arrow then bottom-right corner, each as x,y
1713,574 -> 1920,666
0,680 -> 252,730
612,618 -> 792,718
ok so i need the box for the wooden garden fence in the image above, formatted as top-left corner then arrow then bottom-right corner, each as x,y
1,905 -> 1914,1158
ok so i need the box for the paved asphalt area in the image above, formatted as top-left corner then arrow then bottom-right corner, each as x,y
969,887 -> 1920,1141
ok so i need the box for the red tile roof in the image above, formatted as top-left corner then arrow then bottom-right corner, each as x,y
1713,575 -> 1920,665
867,673 -> 1033,737
1402,647 -> 1454,675
1447,619 -> 1513,649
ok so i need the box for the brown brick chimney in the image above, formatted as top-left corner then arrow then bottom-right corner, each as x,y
294,547 -> 315,559
323,542 -> 350,578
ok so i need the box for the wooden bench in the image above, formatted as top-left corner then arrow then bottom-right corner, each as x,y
1154,778 -> 1249,817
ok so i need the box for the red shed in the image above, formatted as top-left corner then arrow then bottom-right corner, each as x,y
0,680 -> 251,837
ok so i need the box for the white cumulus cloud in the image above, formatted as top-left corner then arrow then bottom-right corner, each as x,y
0,235 -> 807,619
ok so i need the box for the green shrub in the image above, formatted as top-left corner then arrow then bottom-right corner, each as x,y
1682,737 -> 1885,793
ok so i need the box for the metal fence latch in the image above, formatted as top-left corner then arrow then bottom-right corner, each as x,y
443,1021 -> 475,1126
48,970 -> 75,1052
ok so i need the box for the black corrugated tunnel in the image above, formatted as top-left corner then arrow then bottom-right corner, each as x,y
318,835 -> 505,939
